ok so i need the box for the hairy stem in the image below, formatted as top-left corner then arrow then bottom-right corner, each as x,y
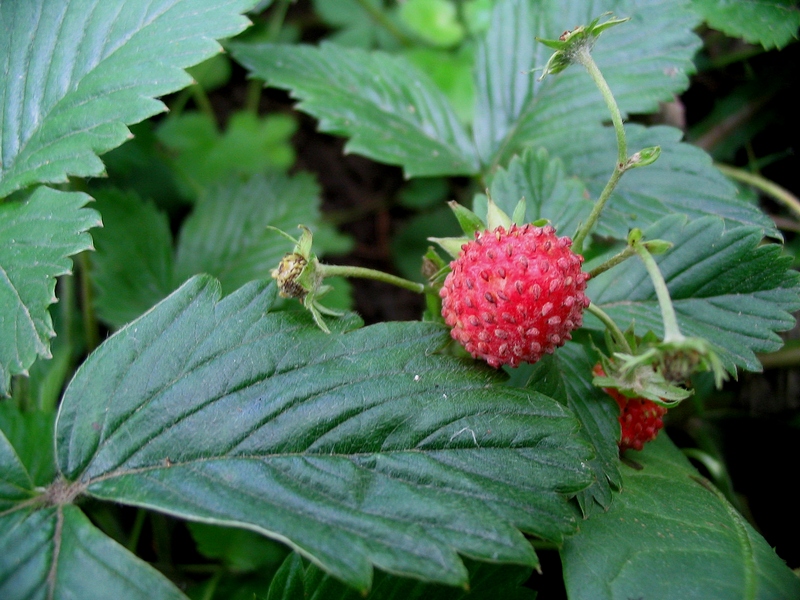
586,303 -> 632,354
571,46 -> 628,254
318,264 -> 426,294
633,243 -> 684,343
588,244 -> 637,278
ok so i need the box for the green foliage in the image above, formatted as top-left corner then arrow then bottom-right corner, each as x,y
690,0 -> 800,49
1,0 -> 798,598
561,435 -> 800,600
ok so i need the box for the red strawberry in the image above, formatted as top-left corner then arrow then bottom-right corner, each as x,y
440,224 -> 589,368
593,364 -> 668,452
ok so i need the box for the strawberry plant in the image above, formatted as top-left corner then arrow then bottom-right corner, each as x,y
2,1 -> 799,599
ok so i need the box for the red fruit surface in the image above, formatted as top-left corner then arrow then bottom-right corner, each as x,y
440,224 -> 589,368
593,364 -> 668,452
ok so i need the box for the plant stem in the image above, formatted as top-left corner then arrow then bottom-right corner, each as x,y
570,46 -> 628,254
588,244 -> 636,279
77,252 -> 100,353
586,303 -> 632,354
633,243 -> 684,343
190,84 -> 217,127
354,0 -> 414,47
126,509 -> 147,553
318,264 -> 426,294
715,163 -> 800,222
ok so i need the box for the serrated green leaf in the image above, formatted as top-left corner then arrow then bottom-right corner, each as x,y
586,215 -> 800,374
403,47 -> 476,124
0,505 -> 187,600
55,275 -> 593,591
0,188 -> 100,395
0,0 -> 256,197
0,427 -> 34,509
0,403 -> 57,488
301,557 -> 535,600
230,42 -> 480,178
560,435 -> 800,600
480,147 -> 593,236
175,172 -> 351,292
91,189 -> 175,330
690,0 -> 800,49
474,0 -> 701,168
311,0 -> 398,49
560,125 -> 778,239
509,343 -> 622,516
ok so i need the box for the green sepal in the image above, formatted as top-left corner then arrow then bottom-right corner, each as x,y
511,197 -> 527,226
486,196 -> 512,230
429,236 -> 470,259
447,200 -> 485,237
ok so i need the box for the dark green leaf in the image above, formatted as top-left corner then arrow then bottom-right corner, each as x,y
586,215 -> 800,373
509,343 -> 622,515
0,403 -> 57,488
55,276 -> 593,591
474,0 -> 701,168
0,188 -> 100,395
0,0 -> 256,197
267,553 -> 305,600
0,427 -> 34,509
560,435 -> 800,600
480,147 -> 593,236
303,558 -> 535,599
0,505 -> 187,600
690,0 -> 800,49
230,42 -> 480,177
560,125 -> 778,239
175,172 -> 350,293
187,521 -> 288,572
90,173 -> 351,328
91,190 -> 175,329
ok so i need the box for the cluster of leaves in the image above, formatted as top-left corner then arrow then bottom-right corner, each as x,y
1,1 -> 799,599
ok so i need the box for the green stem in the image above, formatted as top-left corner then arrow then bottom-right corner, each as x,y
715,163 -> 800,221
318,264 -> 426,294
126,509 -> 147,553
588,244 -> 636,279
354,0 -> 414,46
78,252 -> 100,353
586,303 -> 632,354
199,570 -> 224,600
633,243 -> 684,343
190,84 -> 217,127
570,46 -> 628,254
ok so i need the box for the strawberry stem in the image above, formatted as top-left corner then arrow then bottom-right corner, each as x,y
586,303 -> 633,354
318,264 -> 427,294
588,244 -> 637,279
633,242 -> 685,343
571,46 -> 628,254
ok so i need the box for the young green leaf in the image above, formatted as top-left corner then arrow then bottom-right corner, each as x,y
267,553 -> 305,600
473,0 -> 701,168
0,188 -> 100,396
586,215 -> 800,374
230,42 -> 480,178
55,276 -> 593,591
689,0 -> 800,50
0,506 -> 187,600
0,0 -> 257,197
560,436 -> 800,600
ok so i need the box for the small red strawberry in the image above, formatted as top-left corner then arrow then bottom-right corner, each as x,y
593,364 -> 668,452
440,224 -> 589,368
